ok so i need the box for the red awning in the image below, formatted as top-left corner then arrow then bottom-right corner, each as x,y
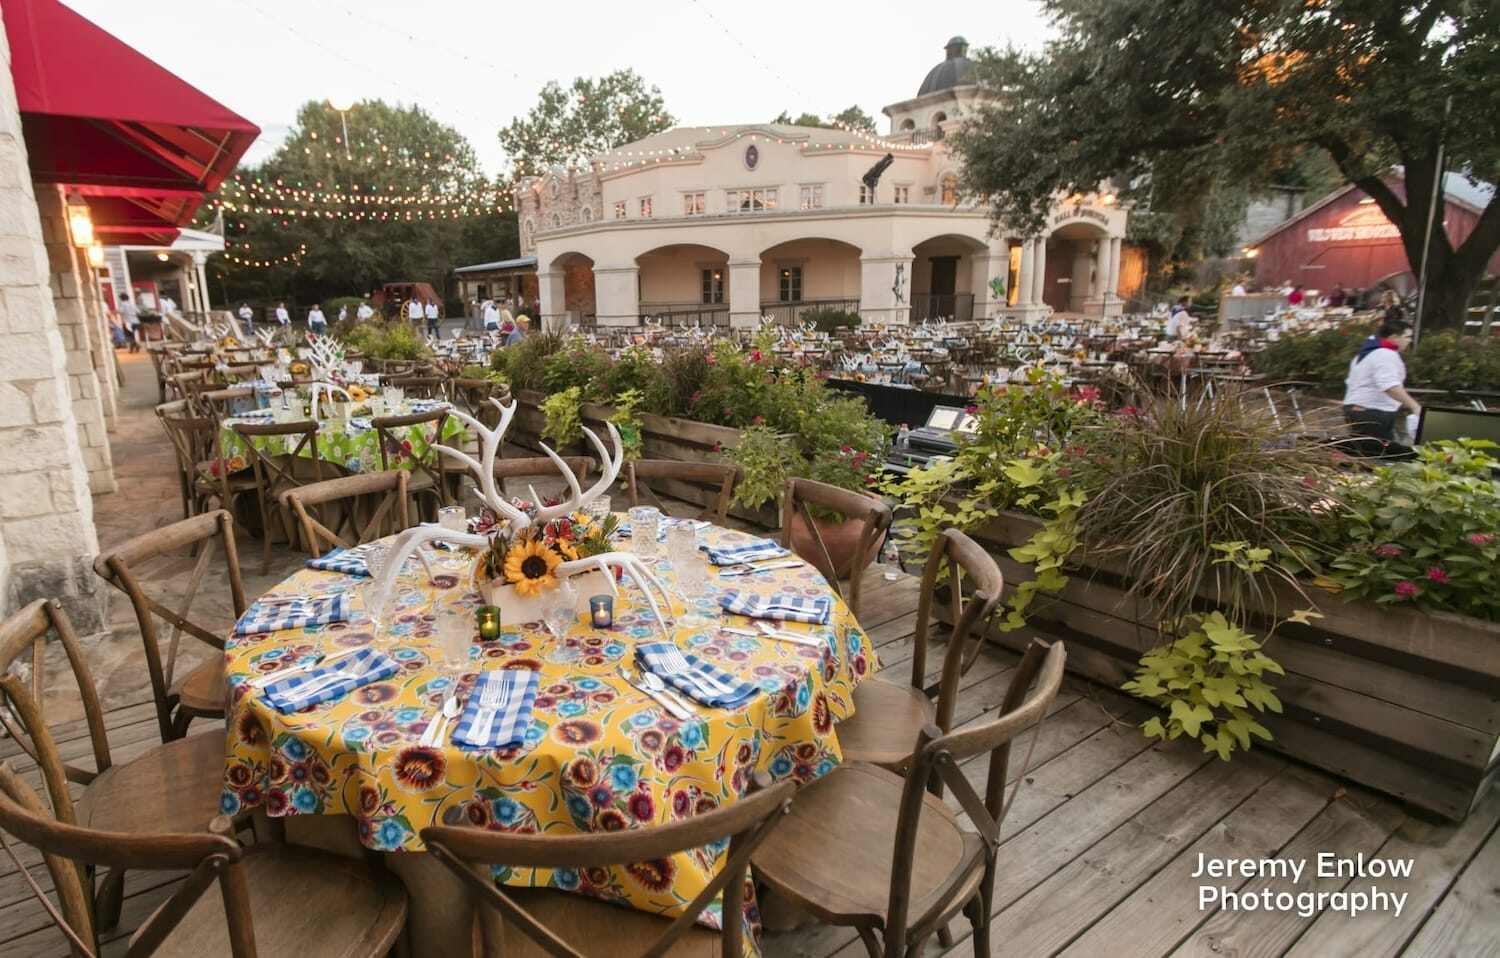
3,0 -> 258,197
75,185 -> 198,246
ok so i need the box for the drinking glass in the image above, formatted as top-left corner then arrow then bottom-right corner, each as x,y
585,495 -> 612,522
666,522 -> 699,564
628,506 -> 661,557
542,580 -> 578,639
437,607 -> 473,678
438,506 -> 467,534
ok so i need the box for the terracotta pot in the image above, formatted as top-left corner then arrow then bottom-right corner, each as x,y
787,509 -> 870,582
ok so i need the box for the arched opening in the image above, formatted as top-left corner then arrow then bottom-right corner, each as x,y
547,251 -> 596,325
1043,222 -> 1110,314
899,118 -> 916,132
549,212 -> 561,229
911,233 -> 988,321
635,243 -> 731,326
939,173 -> 959,206
758,237 -> 862,325
931,112 -> 948,140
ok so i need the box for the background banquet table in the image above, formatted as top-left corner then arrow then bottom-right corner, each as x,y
217,404 -> 465,474
221,521 -> 875,949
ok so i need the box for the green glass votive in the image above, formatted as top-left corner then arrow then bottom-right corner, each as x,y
476,605 -> 502,640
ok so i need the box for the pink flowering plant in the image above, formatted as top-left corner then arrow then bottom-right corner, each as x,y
1323,440 -> 1500,620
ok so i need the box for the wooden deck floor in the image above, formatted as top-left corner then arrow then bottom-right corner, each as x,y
2,568 -> 1497,957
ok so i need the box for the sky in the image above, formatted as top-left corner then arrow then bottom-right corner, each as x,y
61,0 -> 1053,175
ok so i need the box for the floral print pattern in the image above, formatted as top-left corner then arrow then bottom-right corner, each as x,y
218,415 -> 464,475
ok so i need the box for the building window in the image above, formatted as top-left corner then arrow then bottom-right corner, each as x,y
778,266 -> 803,302
893,185 -> 910,204
683,192 -> 705,215
799,184 -> 824,210
550,213 -> 561,229
859,183 -> 874,205
524,218 -> 535,244
614,201 -> 627,220
639,196 -> 653,218
727,188 -> 778,213
701,268 -> 724,304
940,174 -> 959,206
899,118 -> 916,131
580,206 -> 593,222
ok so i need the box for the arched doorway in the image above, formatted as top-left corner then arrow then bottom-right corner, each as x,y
547,251 -> 596,327
1044,223 -> 1110,314
758,237 -> 862,325
635,243 -> 731,327
911,233 -> 988,321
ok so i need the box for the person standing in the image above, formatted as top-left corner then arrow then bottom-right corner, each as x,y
274,302 -> 290,327
481,299 -> 500,334
307,303 -> 328,336
1287,285 -> 1305,306
405,296 -> 423,326
237,302 -> 255,333
356,300 -> 375,322
424,298 -> 440,338
1164,296 -> 1194,340
1342,317 -> 1420,458
118,293 -> 140,353
337,304 -> 348,325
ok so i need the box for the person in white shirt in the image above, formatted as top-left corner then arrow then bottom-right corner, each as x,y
307,304 -> 327,335
481,299 -> 500,332
337,304 -> 348,324
356,301 -> 374,322
424,299 -> 440,337
1230,281 -> 1248,296
237,302 -> 255,333
118,293 -> 140,353
274,302 -> 290,326
406,297 -> 423,325
1164,297 -> 1194,340
1342,318 -> 1420,458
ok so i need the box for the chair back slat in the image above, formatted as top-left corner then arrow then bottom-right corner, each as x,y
384,375 -> 445,399
778,477 -> 892,617
911,529 -> 1006,735
373,410 -> 450,508
283,471 -> 412,557
625,459 -> 738,523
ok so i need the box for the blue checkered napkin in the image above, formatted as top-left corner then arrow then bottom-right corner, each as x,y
718,590 -> 832,626
234,594 -> 352,636
703,538 -> 792,566
306,547 -> 370,577
453,670 -> 540,749
262,648 -> 398,713
636,642 -> 759,709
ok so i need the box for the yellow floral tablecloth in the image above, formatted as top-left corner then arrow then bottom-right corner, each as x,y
217,408 -> 465,476
221,523 -> 875,931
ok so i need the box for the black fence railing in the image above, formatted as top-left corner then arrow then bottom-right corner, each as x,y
759,298 -> 861,327
638,303 -> 731,327
910,292 -> 974,323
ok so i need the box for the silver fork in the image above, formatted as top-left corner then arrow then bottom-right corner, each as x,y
617,666 -> 690,720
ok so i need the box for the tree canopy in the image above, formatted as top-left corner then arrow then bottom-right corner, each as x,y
498,69 -> 674,176
772,105 -> 878,133
210,99 -> 516,308
954,0 -> 1500,325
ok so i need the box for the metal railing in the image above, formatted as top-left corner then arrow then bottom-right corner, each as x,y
759,298 -> 861,327
910,293 -> 974,323
639,303 -> 731,328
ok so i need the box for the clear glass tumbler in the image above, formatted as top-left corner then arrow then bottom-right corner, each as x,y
628,506 -> 662,557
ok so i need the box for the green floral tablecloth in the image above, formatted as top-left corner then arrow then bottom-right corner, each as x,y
219,413 -> 467,475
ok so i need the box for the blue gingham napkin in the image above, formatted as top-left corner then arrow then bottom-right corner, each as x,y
719,590 -> 832,626
306,547 -> 371,577
453,669 -> 540,749
262,647 -> 398,713
636,642 -> 759,709
702,538 -> 792,566
234,594 -> 353,636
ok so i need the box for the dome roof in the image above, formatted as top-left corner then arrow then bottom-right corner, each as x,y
917,37 -> 976,97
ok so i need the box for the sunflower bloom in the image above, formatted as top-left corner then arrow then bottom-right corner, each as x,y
504,538 -> 561,596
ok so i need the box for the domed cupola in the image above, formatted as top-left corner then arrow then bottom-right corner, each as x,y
917,36 -> 976,96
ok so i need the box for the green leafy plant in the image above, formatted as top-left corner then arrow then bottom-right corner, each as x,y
540,386 -> 583,448
607,389 -> 645,461
1252,325 -> 1500,394
492,332 -> 562,394
728,425 -> 797,511
801,307 -> 860,334
542,338 -> 612,398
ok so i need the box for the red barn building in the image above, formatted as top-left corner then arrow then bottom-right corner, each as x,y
1247,173 -> 1498,294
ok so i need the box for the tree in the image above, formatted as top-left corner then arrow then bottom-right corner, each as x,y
499,70 -> 674,176
954,0 -> 1500,329
772,105 -> 878,133
209,100 -> 516,308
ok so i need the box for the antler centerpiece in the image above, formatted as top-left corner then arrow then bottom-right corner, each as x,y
362,397 -> 677,637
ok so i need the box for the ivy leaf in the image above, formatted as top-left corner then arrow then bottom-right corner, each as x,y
1170,699 -> 1213,737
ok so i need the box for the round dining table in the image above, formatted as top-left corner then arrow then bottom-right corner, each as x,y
221,521 -> 876,955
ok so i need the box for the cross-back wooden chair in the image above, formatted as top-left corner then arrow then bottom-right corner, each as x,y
836,528 -> 1005,770
753,639 -> 1066,958
384,375 -> 446,399
0,758 -> 407,957
463,456 -> 597,506
93,510 -> 248,743
0,599 -> 234,931
421,776 -> 795,957
448,377 -> 503,453
146,343 -> 176,403
281,471 -> 412,558
778,477 -> 893,618
166,369 -> 207,403
373,409 -> 450,521
626,459 -> 739,523
232,419 -> 333,572
196,386 -> 254,422
157,399 -> 218,519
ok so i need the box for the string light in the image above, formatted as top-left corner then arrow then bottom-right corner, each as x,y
223,243 -> 308,268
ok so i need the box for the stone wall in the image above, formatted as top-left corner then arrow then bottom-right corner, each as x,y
516,167 -> 605,257
0,13 -> 107,637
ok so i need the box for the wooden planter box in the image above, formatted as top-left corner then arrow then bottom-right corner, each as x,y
507,391 -> 778,528
959,509 -> 1500,821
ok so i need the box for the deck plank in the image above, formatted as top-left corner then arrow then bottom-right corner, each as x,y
1399,807 -> 1500,958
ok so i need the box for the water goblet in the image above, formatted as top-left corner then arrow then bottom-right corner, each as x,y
628,506 -> 662,557
542,579 -> 579,639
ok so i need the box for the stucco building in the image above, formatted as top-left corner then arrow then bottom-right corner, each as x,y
509,38 -> 1130,329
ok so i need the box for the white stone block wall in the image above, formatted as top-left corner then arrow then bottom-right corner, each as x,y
0,10 -> 107,635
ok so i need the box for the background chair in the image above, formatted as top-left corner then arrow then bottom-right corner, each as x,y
778,477 -> 892,618
384,374 -> 446,399
196,386 -> 255,422
282,471 -> 412,558
472,455 -> 596,504
93,510 -> 248,743
373,409 -> 450,521
752,639 -> 1067,958
835,528 -> 1005,769
422,776 -> 795,957
625,459 -> 739,523
232,419 -> 334,571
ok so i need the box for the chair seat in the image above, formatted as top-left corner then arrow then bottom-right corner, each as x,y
172,657 -> 227,715
751,763 -> 984,927
499,887 -> 724,957
136,844 -> 407,957
835,677 -> 936,768
76,732 -> 226,834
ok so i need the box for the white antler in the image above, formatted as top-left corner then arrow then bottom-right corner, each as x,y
307,382 -> 350,421
429,397 -> 530,531
530,422 -> 624,526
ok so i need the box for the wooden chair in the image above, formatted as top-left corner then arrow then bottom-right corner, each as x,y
197,386 -> 255,422
752,639 -> 1067,958
422,776 -> 795,957
157,400 -> 219,519
466,455 -> 596,504
384,374 -> 446,399
373,409 -> 450,521
232,419 -> 334,572
626,459 -> 739,523
778,477 -> 892,618
0,599 -> 235,930
93,510 -> 248,743
282,471 -> 412,558
836,528 -> 1005,769
0,756 -> 406,956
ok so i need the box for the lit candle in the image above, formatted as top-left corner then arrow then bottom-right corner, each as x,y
589,595 -> 613,629
476,606 -> 501,640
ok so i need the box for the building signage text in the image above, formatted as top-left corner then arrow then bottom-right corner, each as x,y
1307,203 -> 1400,243
1051,204 -> 1109,227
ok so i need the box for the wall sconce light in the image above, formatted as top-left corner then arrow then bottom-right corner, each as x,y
65,191 -> 93,248
156,251 -> 170,262
87,242 -> 104,268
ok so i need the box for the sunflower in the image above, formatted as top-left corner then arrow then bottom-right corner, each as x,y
503,538 -> 561,596
347,384 -> 370,403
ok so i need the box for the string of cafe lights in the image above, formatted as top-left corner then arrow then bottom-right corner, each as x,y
223,243 -> 308,269
218,180 -> 512,208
